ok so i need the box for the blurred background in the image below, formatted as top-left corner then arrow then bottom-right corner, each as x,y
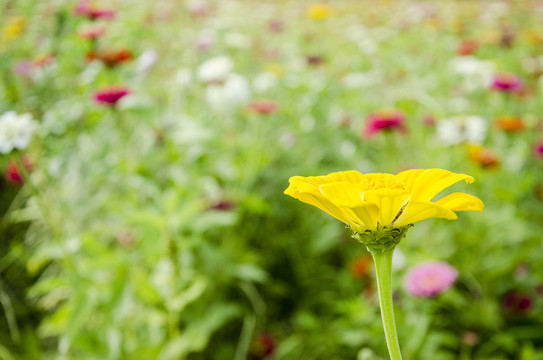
1,0 -> 543,359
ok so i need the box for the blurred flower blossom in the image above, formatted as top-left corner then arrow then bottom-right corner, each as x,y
93,86 -> 131,106
457,39 -> 479,56
491,72 -> 523,93
205,74 -> 250,111
187,0 -> 210,17
1,16 -> 26,42
307,4 -> 332,20
78,24 -> 106,40
350,255 -> 372,280
500,25 -> 515,48
436,115 -> 487,145
247,100 -> 278,115
363,110 -> 406,138
87,48 -> 133,67
136,49 -> 158,75
495,115 -> 525,132
195,30 -> 216,52
197,56 -> 233,83
248,333 -> 275,360
268,19 -> 284,33
404,261 -> 458,297
468,145 -> 500,169
74,0 -> 115,20
0,111 -> 38,154
533,139 -> 543,159
449,56 -> 495,91
503,290 -> 532,314
5,157 -> 32,185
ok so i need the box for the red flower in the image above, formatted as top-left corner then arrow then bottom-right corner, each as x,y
87,49 -> 133,67
5,157 -> 33,185
363,110 -> 406,137
247,100 -> 279,115
350,255 -> 372,280
457,39 -> 478,56
249,334 -> 275,360
468,145 -> 500,169
75,1 -> 115,20
93,86 -> 131,106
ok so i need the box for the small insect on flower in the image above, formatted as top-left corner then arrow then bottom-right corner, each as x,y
404,261 -> 458,297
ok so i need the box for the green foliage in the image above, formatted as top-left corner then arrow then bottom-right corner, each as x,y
1,0 -> 543,359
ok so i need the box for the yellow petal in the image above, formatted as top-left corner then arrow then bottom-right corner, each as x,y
394,201 -> 457,227
324,170 -> 366,183
395,169 -> 425,191
435,192 -> 484,212
409,169 -> 474,202
284,186 -> 354,225
351,203 -> 379,230
364,189 -> 410,227
319,182 -> 365,207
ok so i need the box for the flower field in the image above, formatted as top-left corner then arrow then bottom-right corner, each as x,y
1,1 -> 543,359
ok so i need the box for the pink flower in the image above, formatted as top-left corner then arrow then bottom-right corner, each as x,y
75,1 -> 115,20
247,100 -> 279,115
491,73 -> 523,92
78,25 -> 106,40
404,261 -> 458,297
363,110 -> 406,137
93,86 -> 130,106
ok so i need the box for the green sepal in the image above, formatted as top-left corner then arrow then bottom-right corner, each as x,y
351,225 -> 413,253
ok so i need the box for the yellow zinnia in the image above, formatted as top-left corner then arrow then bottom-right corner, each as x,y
284,168 -> 483,233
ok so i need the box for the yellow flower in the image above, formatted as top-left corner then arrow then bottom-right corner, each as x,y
2,16 -> 26,42
284,169 -> 483,232
307,4 -> 332,20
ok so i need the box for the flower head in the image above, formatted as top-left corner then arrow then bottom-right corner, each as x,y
468,145 -> 500,169
75,1 -> 115,20
457,39 -> 479,56
2,16 -> 26,42
436,115 -> 487,145
307,4 -> 332,20
495,115 -> 525,132
78,24 -> 106,40
87,48 -> 133,67
404,261 -> 458,297
284,169 -> 483,235
93,86 -> 131,106
363,110 -> 406,138
247,100 -> 278,115
491,72 -> 523,92
0,111 -> 38,154
533,140 -> 543,159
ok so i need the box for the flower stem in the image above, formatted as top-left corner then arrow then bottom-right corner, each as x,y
371,248 -> 403,360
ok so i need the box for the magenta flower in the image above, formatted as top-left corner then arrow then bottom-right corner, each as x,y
363,110 -> 406,137
404,261 -> 458,297
533,139 -> 543,158
93,86 -> 130,106
491,73 -> 523,92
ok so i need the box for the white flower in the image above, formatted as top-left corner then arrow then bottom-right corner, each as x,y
136,49 -> 158,75
253,71 -> 278,93
205,73 -> 250,111
436,115 -> 487,146
197,56 -> 233,83
449,56 -> 495,91
0,111 -> 38,154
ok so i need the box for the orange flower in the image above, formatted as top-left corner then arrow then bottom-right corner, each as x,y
495,116 -> 525,132
468,145 -> 500,169
350,255 -> 373,279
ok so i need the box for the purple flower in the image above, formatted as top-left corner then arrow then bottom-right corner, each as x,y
404,261 -> 458,297
491,73 -> 523,92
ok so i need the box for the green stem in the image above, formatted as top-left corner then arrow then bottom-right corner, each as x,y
371,248 -> 403,360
